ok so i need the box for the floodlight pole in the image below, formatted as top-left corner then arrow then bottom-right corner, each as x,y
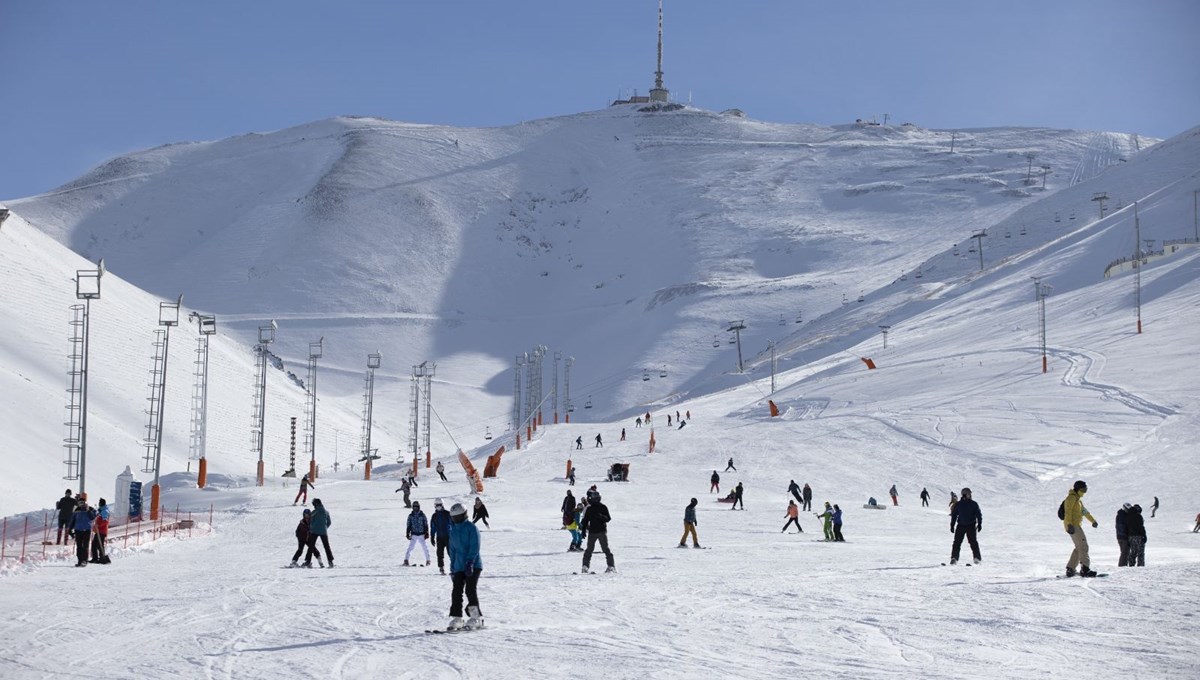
361,352 -> 381,465
727,320 -> 747,373
188,313 -> 216,488
1032,278 -> 1050,373
149,295 -> 182,521
68,260 -> 104,496
304,338 -> 323,481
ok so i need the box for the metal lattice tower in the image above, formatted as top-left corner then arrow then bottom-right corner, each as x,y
285,417 -> 297,477
513,354 -> 524,430
1133,201 -> 1143,334
408,364 -> 421,462
421,362 -> 435,460
303,338 -> 323,474
187,314 -> 216,464
63,304 -> 87,483
141,329 -> 168,474
360,352 -> 381,460
552,350 -> 561,423
524,352 -> 535,426
251,321 -> 276,486
649,0 -> 669,102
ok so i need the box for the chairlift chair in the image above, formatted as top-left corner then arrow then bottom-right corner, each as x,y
659,366 -> 667,378
642,369 -> 650,381
795,313 -> 802,324
485,426 -> 492,441
1005,231 -> 1011,238
915,269 -> 923,279
857,293 -> 865,303
713,336 -> 721,347
1020,226 -> 1027,236
584,397 -> 593,409
778,314 -> 786,326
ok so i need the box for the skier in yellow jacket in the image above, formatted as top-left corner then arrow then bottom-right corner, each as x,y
1062,480 -> 1099,577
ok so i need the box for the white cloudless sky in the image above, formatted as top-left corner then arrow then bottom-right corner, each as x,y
1,0 -> 1197,199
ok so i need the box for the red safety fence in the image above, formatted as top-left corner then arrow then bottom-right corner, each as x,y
0,504 -> 215,571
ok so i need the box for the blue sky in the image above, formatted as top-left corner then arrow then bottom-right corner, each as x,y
2,0 -> 1197,199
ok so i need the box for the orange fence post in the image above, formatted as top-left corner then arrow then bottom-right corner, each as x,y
566,459 -> 573,478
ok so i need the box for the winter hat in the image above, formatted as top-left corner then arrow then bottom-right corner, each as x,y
98,498 -> 106,507
434,498 -> 444,508
1122,502 -> 1132,510
450,503 -> 467,519
313,498 -> 323,506
1073,480 -> 1088,492
961,488 -> 972,498
593,493 -> 602,502
303,509 -> 312,515
412,501 -> 421,510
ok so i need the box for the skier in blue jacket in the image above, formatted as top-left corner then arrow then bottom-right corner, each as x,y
446,502 -> 484,631
303,498 -> 334,568
404,501 -> 431,566
429,499 -> 452,574
70,500 -> 97,567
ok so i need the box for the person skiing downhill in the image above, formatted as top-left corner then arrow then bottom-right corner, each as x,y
920,488 -> 930,507
430,499 -> 452,574
1126,505 -> 1146,566
788,480 -> 802,505
289,509 -> 314,568
294,473 -> 314,506
620,428 -> 626,441
1115,503 -> 1131,567
594,433 -> 603,448
567,466 -> 576,486
575,436 -> 583,450
1151,496 -> 1159,518
436,460 -> 448,482
949,487 -> 982,564
710,471 -> 720,494
816,502 -> 834,541
472,497 -> 490,528
404,501 -> 432,566
1062,480 -> 1099,577
802,483 -> 812,512
832,504 -> 845,542
56,489 -> 75,545
446,502 -> 484,631
304,498 -> 334,568
679,498 -> 701,548
724,457 -> 736,472
635,417 -> 642,428
580,493 -> 616,573
782,500 -> 803,533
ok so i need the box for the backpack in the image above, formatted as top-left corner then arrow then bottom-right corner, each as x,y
1057,501 -> 1065,520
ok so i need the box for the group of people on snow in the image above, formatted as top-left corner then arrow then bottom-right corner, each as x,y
55,489 -> 110,567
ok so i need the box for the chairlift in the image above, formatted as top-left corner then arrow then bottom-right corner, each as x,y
712,335 -> 721,347
659,366 -> 667,378
1005,231 -> 1011,238
567,403 -> 575,413
642,369 -> 650,381
968,244 -> 976,253
1020,226 -> 1027,236
842,294 -> 848,305
584,397 -> 593,410
915,269 -> 923,279
778,314 -> 786,326
900,273 -> 908,281
485,426 -> 493,441
1069,212 -> 1076,221
728,336 -> 737,345
1054,213 -> 1061,223
795,313 -> 803,324
857,293 -> 865,303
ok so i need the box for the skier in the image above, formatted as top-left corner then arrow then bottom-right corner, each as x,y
1194,513 -> 1200,533
667,414 -> 672,427
404,501 -> 431,566
294,473 -> 314,506
579,492 -> 615,573
788,480 -> 802,504
920,488 -> 930,507
56,489 -> 75,545
396,477 -> 412,508
1126,504 -> 1146,566
948,491 -> 958,527
832,504 -> 845,542
594,433 -> 603,448
710,471 -> 720,494
724,457 -> 736,472
802,483 -> 813,512
70,499 -> 96,567
635,417 -> 642,428
676,410 -> 681,422
782,500 -> 803,533
445,502 -> 484,631
472,497 -> 490,528
575,436 -> 583,450
407,470 -> 419,488
620,428 -> 626,441
567,466 -> 576,486
304,498 -> 334,568
678,419 -> 686,430
430,499 -> 452,574
565,503 -> 583,552
949,487 -> 982,564
289,509 -> 316,568
436,460 -> 448,482
1151,496 -> 1159,518
1062,480 -> 1098,578
561,490 -> 575,517
1115,503 -> 1131,567
686,410 -> 691,420
731,482 -> 744,510
816,502 -> 834,541
889,484 -> 899,506
679,498 -> 701,548
645,411 -> 651,423
89,499 -> 111,564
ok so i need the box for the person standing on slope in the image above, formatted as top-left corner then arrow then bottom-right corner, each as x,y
561,490 -> 575,518
580,493 -> 616,573
446,502 -> 485,631
679,498 -> 701,548
948,491 -> 958,528
920,488 -> 930,507
436,460 -> 448,482
710,471 -> 720,494
89,498 -> 111,564
404,501 -> 432,567
1115,503 -> 1131,567
816,502 -> 834,541
1062,480 -> 1098,578
731,482 -> 744,510
70,499 -> 97,567
575,436 -> 583,450
782,500 -> 803,533
889,484 -> 899,506
620,428 -> 626,441
430,499 -> 452,574
396,477 -> 412,508
56,489 -> 75,545
594,433 -> 603,448
305,498 -> 334,568
566,503 -> 583,552
788,480 -> 802,505
472,497 -> 490,528
1126,504 -> 1146,567
294,473 -> 314,506
1150,496 -> 1159,518
1193,513 -> 1200,533
802,483 -> 813,512
289,509 -> 313,568
635,417 -> 642,428
832,504 -> 845,542
949,487 -> 982,564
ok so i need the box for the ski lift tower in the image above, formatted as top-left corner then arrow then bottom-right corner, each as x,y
360,351 -> 381,471
552,350 -> 562,424
1032,277 -> 1052,373
303,338 -> 324,481
251,320 -> 277,486
187,313 -> 217,488
64,260 -> 104,496
1092,192 -> 1109,220
879,325 -> 891,349
970,230 -> 987,271
727,320 -> 747,373
142,295 -> 183,521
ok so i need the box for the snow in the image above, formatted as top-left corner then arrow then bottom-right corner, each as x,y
1,108 -> 1198,677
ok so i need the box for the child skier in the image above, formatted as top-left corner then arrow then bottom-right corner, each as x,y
430,499 -> 452,574
404,501 -> 431,566
566,503 -> 583,552
89,498 -> 111,564
289,509 -> 316,568
446,502 -> 484,631
782,500 -> 803,533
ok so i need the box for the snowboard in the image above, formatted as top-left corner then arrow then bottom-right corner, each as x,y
425,627 -> 483,635
1056,573 -> 1109,579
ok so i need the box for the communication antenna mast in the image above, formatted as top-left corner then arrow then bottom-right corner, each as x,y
649,0 -> 669,102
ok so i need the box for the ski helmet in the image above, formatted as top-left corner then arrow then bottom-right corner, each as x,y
960,487 -> 972,498
450,503 -> 467,520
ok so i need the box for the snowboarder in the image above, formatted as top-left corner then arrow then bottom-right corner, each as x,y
1150,496 -> 1159,518
679,498 -> 701,548
575,436 -> 583,450
565,503 -> 583,552
430,499 -> 452,574
620,428 -> 626,441
289,509 -> 318,568
404,501 -> 431,566
710,471 -> 720,494
1126,504 -> 1146,566
472,497 -> 490,528
304,498 -> 334,568
436,460 -> 448,482
89,498 -> 111,564
70,499 -> 96,567
635,417 -> 642,428
724,457 -> 736,472
731,482 -> 744,510
594,433 -> 603,448
396,478 -> 413,508
832,504 -> 845,542
1062,480 -> 1098,578
1115,503 -> 1131,567
580,493 -> 615,573
293,473 -> 314,506
788,480 -> 802,504
445,502 -> 484,631
802,483 -> 813,512
678,419 -> 686,430
920,488 -> 930,507
782,500 -> 803,533
889,484 -> 899,506
56,489 -> 75,545
949,487 -> 982,564
816,502 -> 834,541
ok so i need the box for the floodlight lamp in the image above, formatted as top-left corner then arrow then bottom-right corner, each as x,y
75,267 -> 102,299
309,338 -> 324,360
158,295 -> 183,326
368,352 -> 382,369
258,321 -> 276,345
198,315 -> 217,335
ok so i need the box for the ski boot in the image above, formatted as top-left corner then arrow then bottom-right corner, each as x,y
605,565 -> 617,573
466,606 -> 485,630
446,617 -> 466,632
403,560 -> 410,566
288,560 -> 298,568
1064,567 -> 1076,578
678,543 -> 688,548
1080,566 -> 1098,578
316,555 -> 325,568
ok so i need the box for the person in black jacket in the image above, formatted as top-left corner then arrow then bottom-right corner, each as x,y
920,488 -> 931,507
1115,503 -> 1131,567
731,482 -> 744,510
56,489 -> 75,545
429,499 -> 452,574
949,487 -> 982,565
1125,504 -> 1147,566
289,509 -> 312,568
561,491 -> 575,517
580,493 -> 615,573
710,471 -> 720,494
472,497 -> 490,528
788,480 -> 802,504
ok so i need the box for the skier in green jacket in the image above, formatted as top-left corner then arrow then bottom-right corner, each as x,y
816,502 -> 835,541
